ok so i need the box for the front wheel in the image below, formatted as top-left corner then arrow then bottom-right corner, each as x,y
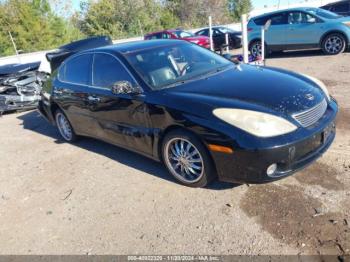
55,109 -> 77,142
162,130 -> 216,188
322,33 -> 346,55
249,40 -> 268,58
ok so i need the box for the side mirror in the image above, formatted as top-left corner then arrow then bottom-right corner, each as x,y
111,81 -> 142,95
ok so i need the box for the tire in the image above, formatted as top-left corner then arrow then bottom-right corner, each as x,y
322,33 -> 346,55
54,109 -> 77,142
161,130 -> 216,188
249,40 -> 268,58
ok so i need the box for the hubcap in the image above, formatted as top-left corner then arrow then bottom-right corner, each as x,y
325,36 -> 343,54
251,42 -> 262,57
164,138 -> 204,183
56,113 -> 73,141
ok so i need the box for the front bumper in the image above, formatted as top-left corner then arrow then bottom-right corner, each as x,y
210,99 -> 338,184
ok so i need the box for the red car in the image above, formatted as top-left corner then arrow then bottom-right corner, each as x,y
144,29 -> 210,49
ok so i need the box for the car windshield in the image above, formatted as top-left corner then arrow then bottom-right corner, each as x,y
125,43 -> 232,90
173,30 -> 194,38
307,8 -> 342,19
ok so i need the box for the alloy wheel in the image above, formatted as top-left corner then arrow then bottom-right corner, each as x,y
56,112 -> 73,141
164,138 -> 204,184
325,36 -> 344,54
251,42 -> 262,57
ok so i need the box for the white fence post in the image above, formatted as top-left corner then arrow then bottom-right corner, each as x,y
241,14 -> 249,64
209,16 -> 214,51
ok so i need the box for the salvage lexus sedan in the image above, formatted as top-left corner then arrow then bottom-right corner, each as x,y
39,40 -> 338,188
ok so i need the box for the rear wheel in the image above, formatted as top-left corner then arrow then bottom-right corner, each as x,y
322,33 -> 346,55
55,109 -> 77,142
162,130 -> 216,188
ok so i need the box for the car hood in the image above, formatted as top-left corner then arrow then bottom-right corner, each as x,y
165,64 -> 326,116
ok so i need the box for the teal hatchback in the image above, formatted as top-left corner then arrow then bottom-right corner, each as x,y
248,7 -> 350,56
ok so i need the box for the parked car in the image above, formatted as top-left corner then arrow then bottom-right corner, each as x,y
0,61 -> 47,113
144,29 -> 210,49
195,26 -> 242,50
321,0 -> 350,17
248,7 -> 350,56
39,40 -> 337,188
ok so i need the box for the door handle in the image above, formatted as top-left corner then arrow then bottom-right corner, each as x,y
88,95 -> 101,103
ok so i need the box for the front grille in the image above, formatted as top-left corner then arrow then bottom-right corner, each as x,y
292,99 -> 327,127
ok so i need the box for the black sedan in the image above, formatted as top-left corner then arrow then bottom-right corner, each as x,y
195,26 -> 242,50
39,40 -> 337,188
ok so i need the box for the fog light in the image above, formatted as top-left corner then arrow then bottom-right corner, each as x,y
267,163 -> 277,176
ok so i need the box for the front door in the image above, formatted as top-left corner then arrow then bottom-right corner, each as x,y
86,53 -> 153,155
286,11 -> 323,46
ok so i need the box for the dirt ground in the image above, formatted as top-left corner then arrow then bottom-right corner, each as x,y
0,49 -> 349,256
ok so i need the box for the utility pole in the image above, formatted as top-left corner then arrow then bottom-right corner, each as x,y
8,31 -> 19,56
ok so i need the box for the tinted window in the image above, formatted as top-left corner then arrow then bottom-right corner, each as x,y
197,29 -> 209,36
270,13 -> 287,25
62,54 -> 91,85
254,16 -> 269,26
288,12 -> 316,24
92,53 -> 134,88
148,33 -> 162,39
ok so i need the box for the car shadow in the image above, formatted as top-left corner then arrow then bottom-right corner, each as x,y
17,110 -> 238,191
268,49 -> 326,59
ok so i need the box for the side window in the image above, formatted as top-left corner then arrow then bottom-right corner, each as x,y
61,54 -> 91,85
162,33 -> 171,39
149,33 -> 162,39
270,13 -> 287,25
212,29 -> 221,36
254,16 -> 269,26
197,29 -> 208,36
92,53 -> 134,88
288,12 -> 316,24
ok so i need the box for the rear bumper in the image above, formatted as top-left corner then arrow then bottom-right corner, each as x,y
210,99 -> 338,184
37,95 -> 55,124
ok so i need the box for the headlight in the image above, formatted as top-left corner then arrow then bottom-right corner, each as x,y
213,108 -> 297,138
343,21 -> 350,27
301,74 -> 330,101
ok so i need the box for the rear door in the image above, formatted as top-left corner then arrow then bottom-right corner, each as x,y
54,54 -> 95,136
285,11 -> 323,45
86,53 -> 153,155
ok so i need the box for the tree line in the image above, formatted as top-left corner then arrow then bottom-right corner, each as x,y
0,0 -> 252,56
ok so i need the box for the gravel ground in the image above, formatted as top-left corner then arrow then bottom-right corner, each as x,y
0,50 -> 349,255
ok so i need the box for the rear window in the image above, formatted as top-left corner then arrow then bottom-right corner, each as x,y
59,54 -> 91,85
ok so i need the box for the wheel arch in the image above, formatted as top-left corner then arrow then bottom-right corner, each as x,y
320,30 -> 349,47
156,125 -> 213,164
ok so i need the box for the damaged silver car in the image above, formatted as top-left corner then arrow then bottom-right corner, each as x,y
0,62 -> 48,114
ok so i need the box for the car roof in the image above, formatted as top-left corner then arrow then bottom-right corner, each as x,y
90,40 -> 186,54
251,7 -> 318,19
